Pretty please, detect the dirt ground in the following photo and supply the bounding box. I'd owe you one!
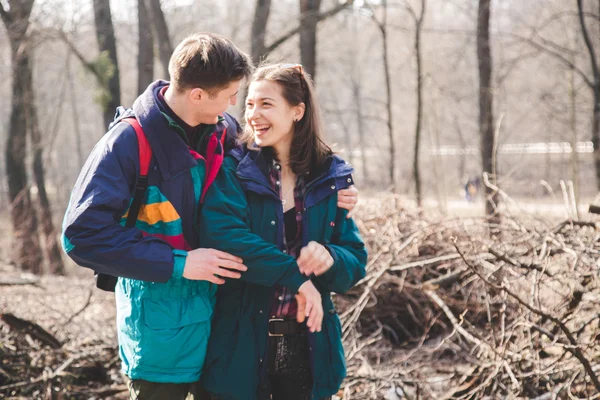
[0,263,124,399]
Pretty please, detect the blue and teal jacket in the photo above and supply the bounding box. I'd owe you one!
[198,147,368,399]
[61,80,239,383]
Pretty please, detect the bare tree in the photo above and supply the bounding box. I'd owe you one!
[92,0,121,129]
[138,0,154,94]
[239,0,272,106]
[260,0,353,63]
[350,12,368,182]
[371,0,395,190]
[577,0,600,190]
[147,0,173,79]
[251,0,271,65]
[299,0,321,80]
[477,0,498,216]
[1,0,45,274]
[406,0,427,205]
[568,28,580,207]
[31,97,65,275]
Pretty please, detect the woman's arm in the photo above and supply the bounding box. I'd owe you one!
[199,157,324,331]
[199,158,308,292]
[298,207,367,294]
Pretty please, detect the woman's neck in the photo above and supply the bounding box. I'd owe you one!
[272,141,291,173]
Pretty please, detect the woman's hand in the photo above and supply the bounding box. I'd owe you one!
[297,241,334,277]
[337,185,358,218]
[296,280,323,332]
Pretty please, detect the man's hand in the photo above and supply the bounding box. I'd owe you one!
[182,248,247,284]
[337,185,358,218]
[297,241,334,277]
[296,280,323,332]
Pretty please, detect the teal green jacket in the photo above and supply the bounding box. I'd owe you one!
[198,147,367,399]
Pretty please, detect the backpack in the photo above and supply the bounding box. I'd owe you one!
[95,117,152,292]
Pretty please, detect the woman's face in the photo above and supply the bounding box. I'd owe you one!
[245,80,304,151]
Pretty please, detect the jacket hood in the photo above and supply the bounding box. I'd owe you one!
[112,80,235,181]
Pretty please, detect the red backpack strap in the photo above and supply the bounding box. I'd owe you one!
[122,117,152,228]
[123,117,152,176]
[94,117,152,292]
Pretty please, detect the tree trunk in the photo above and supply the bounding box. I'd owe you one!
[351,14,368,183]
[412,0,426,206]
[352,82,368,183]
[138,0,154,94]
[251,0,271,65]
[376,0,395,191]
[30,99,65,275]
[568,29,580,208]
[576,0,600,191]
[454,116,466,183]
[66,54,84,167]
[241,0,272,107]
[92,0,121,129]
[147,0,172,79]
[1,1,44,274]
[299,0,321,81]
[477,0,498,216]
[264,1,351,60]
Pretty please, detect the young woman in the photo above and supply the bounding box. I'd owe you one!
[198,64,367,400]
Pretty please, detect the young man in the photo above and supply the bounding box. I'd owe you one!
[62,33,358,399]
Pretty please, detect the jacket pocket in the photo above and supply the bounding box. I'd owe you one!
[138,294,213,371]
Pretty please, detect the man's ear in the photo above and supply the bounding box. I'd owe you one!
[294,102,306,121]
[189,88,205,104]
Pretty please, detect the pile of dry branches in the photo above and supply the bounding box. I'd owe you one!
[0,312,125,399]
[337,195,600,399]
[2,195,599,399]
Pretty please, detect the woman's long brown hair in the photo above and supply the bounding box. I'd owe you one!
[239,63,333,176]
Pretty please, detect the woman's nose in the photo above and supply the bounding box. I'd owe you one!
[246,106,259,121]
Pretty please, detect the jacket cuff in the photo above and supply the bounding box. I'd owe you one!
[289,269,310,293]
[317,245,340,283]
[171,249,188,279]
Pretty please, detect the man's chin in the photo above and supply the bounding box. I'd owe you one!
[199,115,220,125]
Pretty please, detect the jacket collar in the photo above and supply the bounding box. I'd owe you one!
[129,80,230,181]
[232,147,354,191]
[233,147,273,189]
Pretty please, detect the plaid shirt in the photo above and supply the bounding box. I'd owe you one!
[269,159,306,319]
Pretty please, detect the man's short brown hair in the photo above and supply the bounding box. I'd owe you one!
[169,32,253,94]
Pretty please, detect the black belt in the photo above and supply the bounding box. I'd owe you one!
[268,318,307,337]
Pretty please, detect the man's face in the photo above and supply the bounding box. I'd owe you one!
[192,80,242,125]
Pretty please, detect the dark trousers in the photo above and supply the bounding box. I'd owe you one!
[266,332,313,400]
[127,378,196,400]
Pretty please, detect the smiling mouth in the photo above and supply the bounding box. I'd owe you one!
[254,126,270,135]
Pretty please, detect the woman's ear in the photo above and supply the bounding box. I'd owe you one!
[294,102,306,122]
